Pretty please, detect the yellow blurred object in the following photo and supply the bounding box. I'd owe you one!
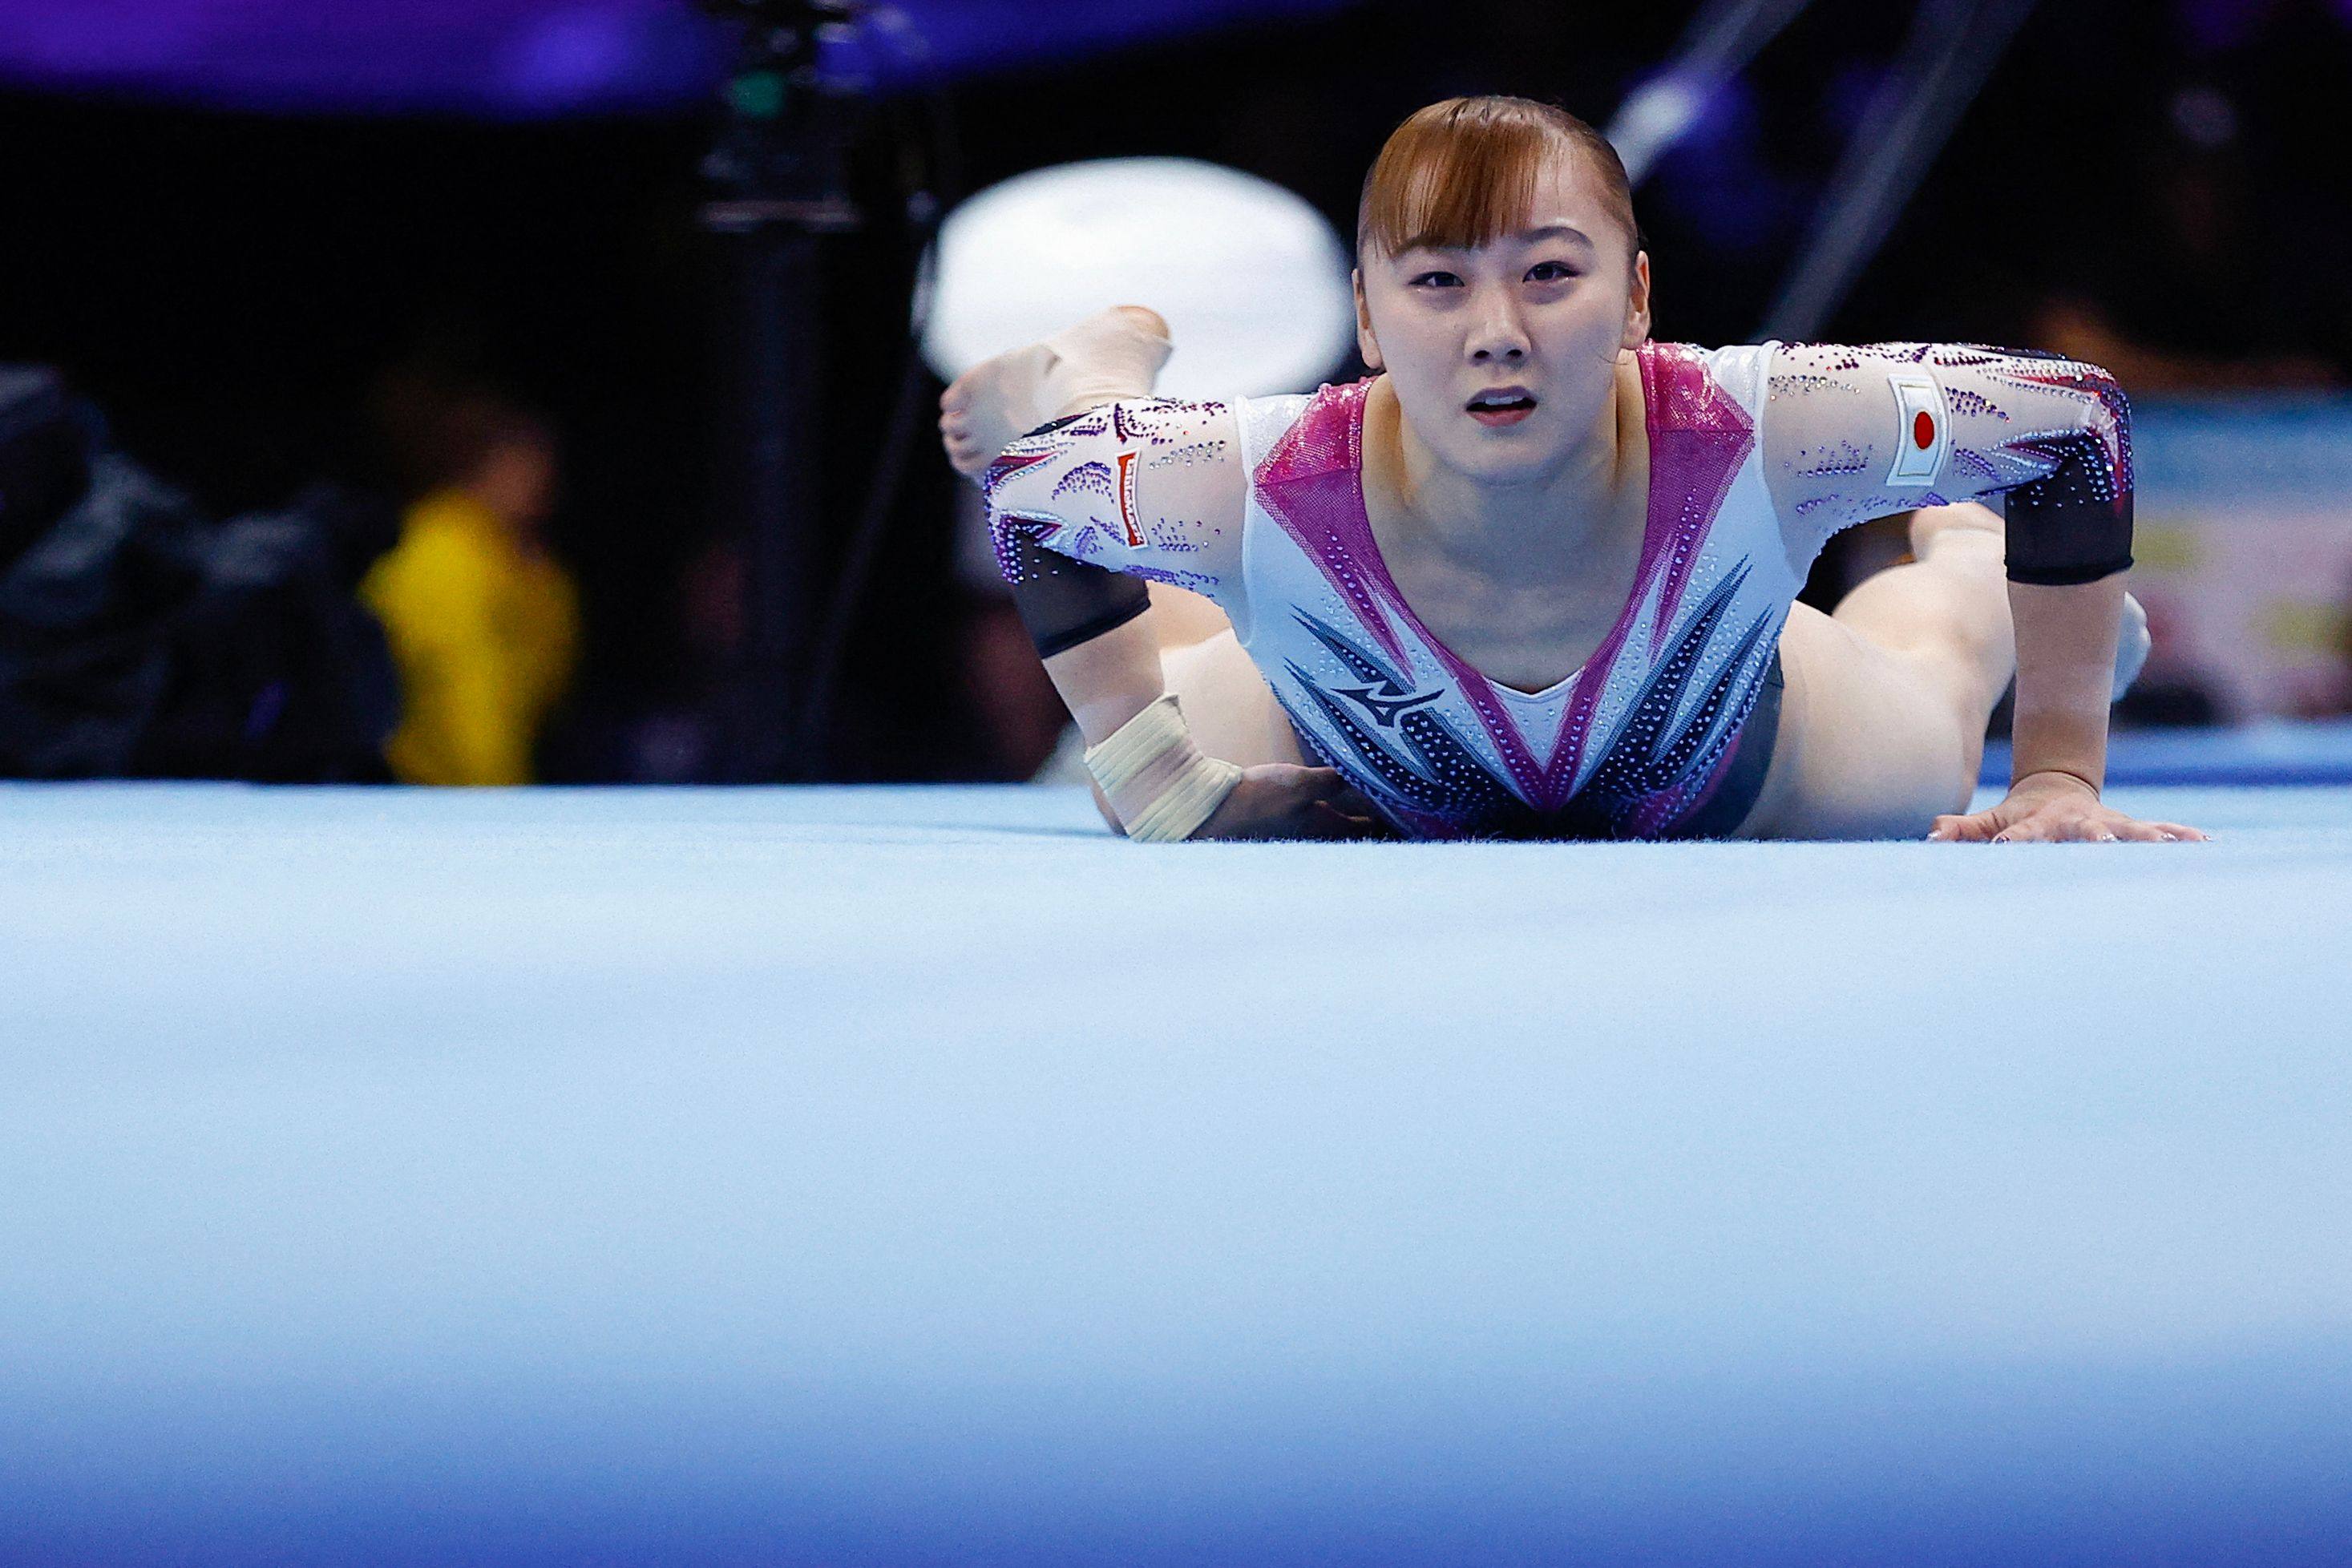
[361,490,580,786]
[2128,519,2204,573]
[2254,598,2344,657]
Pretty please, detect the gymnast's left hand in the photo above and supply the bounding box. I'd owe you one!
[1927,770,2209,843]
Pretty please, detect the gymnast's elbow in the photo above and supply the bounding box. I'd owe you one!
[1991,355,2136,588]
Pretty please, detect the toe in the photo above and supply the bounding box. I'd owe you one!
[1111,304,1172,340]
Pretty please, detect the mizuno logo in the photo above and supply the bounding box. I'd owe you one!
[1336,685,1441,728]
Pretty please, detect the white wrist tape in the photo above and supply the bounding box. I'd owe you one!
[1083,694,1242,843]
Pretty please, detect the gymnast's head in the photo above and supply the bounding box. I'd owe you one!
[1353,96,1652,482]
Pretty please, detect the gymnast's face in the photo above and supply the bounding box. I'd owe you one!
[1354,150,1651,485]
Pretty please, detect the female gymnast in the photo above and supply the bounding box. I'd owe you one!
[938,95,2208,845]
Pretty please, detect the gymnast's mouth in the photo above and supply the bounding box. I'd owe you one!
[1466,387,1537,426]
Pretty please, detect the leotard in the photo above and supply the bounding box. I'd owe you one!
[984,340,2133,840]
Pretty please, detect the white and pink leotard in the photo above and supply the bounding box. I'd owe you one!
[984,340,2134,840]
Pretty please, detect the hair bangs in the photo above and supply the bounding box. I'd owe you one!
[1357,96,1636,262]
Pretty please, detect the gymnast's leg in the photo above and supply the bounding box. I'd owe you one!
[1737,502,2135,839]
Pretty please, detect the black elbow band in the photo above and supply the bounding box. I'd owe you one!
[985,410,1152,657]
[1030,588,1151,657]
[1004,531,1151,657]
[2002,429,2135,586]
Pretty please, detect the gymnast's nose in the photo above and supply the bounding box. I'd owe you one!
[1466,286,1530,363]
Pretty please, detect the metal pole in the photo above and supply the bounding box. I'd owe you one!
[1606,0,1819,188]
[731,229,821,782]
[701,4,861,782]
[1757,0,2043,342]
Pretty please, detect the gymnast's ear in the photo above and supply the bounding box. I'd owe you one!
[1622,249,1653,351]
[1353,269,1384,373]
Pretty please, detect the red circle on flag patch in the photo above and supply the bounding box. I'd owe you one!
[1914,410,1937,449]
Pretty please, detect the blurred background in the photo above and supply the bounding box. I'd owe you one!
[2,0,2347,787]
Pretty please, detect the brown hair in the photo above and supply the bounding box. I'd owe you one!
[1357,96,1639,262]
[375,374,552,499]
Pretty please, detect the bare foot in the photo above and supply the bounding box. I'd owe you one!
[938,305,1172,480]
[2110,587,2149,701]
[940,340,1055,479]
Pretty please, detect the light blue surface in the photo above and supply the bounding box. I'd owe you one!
[1986,719,2352,786]
[2,782,2350,1565]
[2133,397,2352,500]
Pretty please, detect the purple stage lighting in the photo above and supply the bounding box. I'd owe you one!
[0,0,1356,119]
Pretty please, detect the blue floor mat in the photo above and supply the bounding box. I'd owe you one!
[2,779,2347,1565]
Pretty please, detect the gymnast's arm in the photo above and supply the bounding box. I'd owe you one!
[1762,342,2196,842]
[980,395,1364,839]
[981,396,1244,733]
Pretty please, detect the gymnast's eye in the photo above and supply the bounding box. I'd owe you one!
[1526,261,1580,283]
[1408,270,1464,289]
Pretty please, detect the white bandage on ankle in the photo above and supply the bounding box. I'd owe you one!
[1083,694,1242,843]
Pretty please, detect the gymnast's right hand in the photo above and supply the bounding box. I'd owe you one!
[1194,765,1380,841]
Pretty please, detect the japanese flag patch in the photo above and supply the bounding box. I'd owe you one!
[1884,373,1950,489]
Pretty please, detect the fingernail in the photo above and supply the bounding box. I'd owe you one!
[1992,833,2012,843]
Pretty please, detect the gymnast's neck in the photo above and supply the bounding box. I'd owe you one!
[1361,354,1647,583]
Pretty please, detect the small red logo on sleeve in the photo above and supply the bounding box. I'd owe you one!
[1914,410,1937,450]
[1114,450,1142,548]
